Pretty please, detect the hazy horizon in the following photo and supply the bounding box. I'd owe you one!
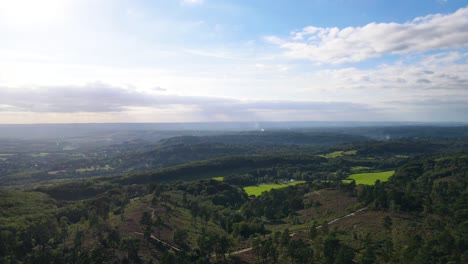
[1,0,467,123]
[1,120,468,126]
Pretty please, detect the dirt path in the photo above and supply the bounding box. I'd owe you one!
[326,207,368,225]
[230,207,368,256]
[134,232,181,252]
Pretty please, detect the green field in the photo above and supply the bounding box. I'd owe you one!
[31,153,49,157]
[212,176,224,181]
[0,154,13,161]
[62,146,76,150]
[343,170,394,185]
[76,164,112,173]
[395,155,409,158]
[350,166,371,173]
[244,180,306,197]
[320,150,357,158]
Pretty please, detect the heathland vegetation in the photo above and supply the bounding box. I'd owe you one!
[0,125,467,263]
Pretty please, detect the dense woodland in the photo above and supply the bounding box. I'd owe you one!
[0,126,467,263]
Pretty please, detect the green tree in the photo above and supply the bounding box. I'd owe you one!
[288,239,312,264]
[140,211,152,226]
[154,216,164,238]
[324,235,340,264]
[161,249,177,264]
[334,244,354,264]
[309,221,318,240]
[382,216,392,231]
[281,229,291,247]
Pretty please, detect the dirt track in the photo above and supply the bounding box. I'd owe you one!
[230,207,368,255]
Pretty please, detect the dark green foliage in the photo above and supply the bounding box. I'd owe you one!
[357,153,468,263]
[118,154,326,185]
[241,185,306,220]
[232,219,266,238]
[159,131,370,147]
[2,129,468,263]
[334,244,354,264]
[288,239,313,264]
[177,179,248,208]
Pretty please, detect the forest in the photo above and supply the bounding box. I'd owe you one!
[0,125,467,263]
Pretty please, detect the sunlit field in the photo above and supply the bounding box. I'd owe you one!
[343,170,395,185]
[244,181,306,196]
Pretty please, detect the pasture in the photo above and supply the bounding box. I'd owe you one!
[244,180,306,197]
[343,170,394,185]
[320,150,357,158]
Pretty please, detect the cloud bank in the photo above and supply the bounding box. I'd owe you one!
[0,83,380,121]
[266,7,468,64]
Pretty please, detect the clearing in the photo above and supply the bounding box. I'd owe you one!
[76,164,113,173]
[350,166,371,173]
[319,150,357,158]
[343,170,394,185]
[244,180,306,197]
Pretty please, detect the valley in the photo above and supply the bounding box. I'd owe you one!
[0,124,467,263]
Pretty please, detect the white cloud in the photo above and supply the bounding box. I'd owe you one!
[266,7,468,64]
[0,82,382,122]
[1,51,467,123]
[313,52,468,94]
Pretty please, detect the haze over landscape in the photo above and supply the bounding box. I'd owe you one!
[1,0,467,123]
[1,2,468,263]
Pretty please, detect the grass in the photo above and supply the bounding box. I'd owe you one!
[0,154,13,156]
[109,192,226,251]
[5,170,41,179]
[343,170,395,185]
[350,166,371,173]
[0,190,57,228]
[62,146,76,150]
[70,153,86,157]
[212,176,224,181]
[395,155,409,158]
[320,150,357,159]
[300,189,360,222]
[76,164,112,173]
[244,180,306,197]
[31,152,49,157]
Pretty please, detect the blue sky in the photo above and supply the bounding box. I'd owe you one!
[0,0,467,123]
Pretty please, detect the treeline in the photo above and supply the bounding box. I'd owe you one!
[36,146,408,200]
[358,153,468,263]
[117,154,326,185]
[35,153,328,200]
[355,139,444,156]
[0,186,145,264]
[158,131,371,147]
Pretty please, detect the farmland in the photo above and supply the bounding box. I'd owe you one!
[0,126,467,263]
[243,180,306,196]
[319,150,357,158]
[343,170,395,185]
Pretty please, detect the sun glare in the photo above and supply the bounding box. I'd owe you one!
[0,0,69,26]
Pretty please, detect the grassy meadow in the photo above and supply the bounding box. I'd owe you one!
[343,170,394,185]
[320,150,357,158]
[244,180,306,197]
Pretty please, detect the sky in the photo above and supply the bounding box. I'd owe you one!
[0,0,467,124]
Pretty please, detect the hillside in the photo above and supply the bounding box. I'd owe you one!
[0,129,467,263]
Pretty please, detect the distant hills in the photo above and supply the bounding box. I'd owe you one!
[1,121,467,139]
